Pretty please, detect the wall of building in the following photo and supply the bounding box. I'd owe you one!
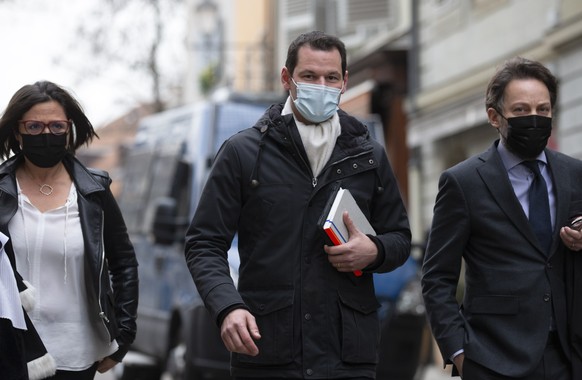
[408,0,582,236]
[555,43,582,159]
[231,0,278,93]
[180,0,582,243]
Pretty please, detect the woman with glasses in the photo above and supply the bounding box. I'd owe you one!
[0,81,138,380]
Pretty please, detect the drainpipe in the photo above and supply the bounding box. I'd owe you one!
[408,0,420,114]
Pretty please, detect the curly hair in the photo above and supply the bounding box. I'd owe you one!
[485,57,558,113]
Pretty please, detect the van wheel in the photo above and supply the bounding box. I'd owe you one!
[162,343,187,379]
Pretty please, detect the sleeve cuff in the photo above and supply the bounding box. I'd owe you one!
[217,304,249,327]
[108,344,130,362]
[363,234,385,272]
[450,348,464,361]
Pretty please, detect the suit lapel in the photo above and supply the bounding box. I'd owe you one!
[476,143,542,251]
[546,150,571,256]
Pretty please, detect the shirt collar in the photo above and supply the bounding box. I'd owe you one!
[496,140,548,171]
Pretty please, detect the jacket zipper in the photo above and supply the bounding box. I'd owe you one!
[287,126,318,187]
[97,211,112,341]
[284,123,374,188]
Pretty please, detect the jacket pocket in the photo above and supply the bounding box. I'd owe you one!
[233,289,294,366]
[338,291,381,364]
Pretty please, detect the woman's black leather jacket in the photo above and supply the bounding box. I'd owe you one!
[0,153,138,362]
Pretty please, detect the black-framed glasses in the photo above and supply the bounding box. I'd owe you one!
[18,120,71,136]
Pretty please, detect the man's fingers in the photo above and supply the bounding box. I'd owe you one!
[96,357,118,373]
[342,211,358,237]
[240,314,261,355]
[220,309,261,356]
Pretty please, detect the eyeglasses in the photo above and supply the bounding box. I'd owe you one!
[18,120,71,136]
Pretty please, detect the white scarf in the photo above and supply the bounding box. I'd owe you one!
[0,232,26,330]
[282,97,341,177]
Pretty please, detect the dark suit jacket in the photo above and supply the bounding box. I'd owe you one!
[421,141,582,377]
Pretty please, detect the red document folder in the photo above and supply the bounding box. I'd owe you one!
[321,187,376,276]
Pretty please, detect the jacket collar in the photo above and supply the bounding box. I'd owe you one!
[62,154,107,197]
[0,155,22,198]
[256,103,372,147]
[477,141,530,232]
[477,140,567,257]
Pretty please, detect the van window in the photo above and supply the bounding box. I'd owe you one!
[119,147,184,235]
[118,148,156,234]
[213,102,267,153]
[189,101,268,214]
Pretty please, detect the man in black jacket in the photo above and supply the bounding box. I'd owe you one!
[184,31,411,379]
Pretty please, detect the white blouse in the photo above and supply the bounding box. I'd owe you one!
[10,182,117,371]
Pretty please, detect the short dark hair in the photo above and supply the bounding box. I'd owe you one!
[0,80,98,159]
[285,31,347,78]
[485,57,558,113]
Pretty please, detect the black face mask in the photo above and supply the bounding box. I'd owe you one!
[21,134,68,168]
[500,114,552,159]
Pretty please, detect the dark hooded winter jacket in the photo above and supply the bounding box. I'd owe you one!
[185,104,411,379]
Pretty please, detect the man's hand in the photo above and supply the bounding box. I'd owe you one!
[324,211,378,273]
[220,309,261,356]
[97,357,118,373]
[560,224,582,251]
[453,352,465,378]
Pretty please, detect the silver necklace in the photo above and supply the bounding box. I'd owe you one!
[23,167,57,196]
[38,184,54,196]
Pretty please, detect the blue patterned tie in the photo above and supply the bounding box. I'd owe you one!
[523,160,552,254]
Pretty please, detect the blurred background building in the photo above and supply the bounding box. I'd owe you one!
[407,0,582,241]
[177,0,582,248]
[78,0,582,256]
[68,0,581,264]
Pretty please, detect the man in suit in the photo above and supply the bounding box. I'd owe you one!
[421,56,582,379]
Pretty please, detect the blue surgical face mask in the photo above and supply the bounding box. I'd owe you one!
[290,78,342,124]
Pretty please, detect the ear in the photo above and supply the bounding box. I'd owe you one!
[13,127,22,146]
[487,107,501,130]
[281,67,292,91]
[341,70,349,94]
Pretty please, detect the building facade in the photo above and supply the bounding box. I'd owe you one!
[181,0,582,244]
[184,0,279,100]
[408,0,582,240]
